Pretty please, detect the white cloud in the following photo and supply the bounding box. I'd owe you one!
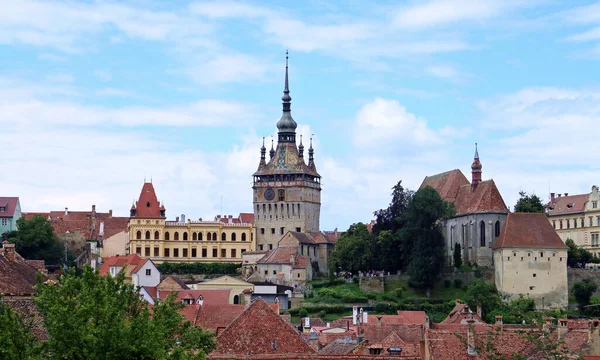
[426,64,460,79]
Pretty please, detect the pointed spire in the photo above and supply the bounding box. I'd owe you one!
[276,50,297,141]
[260,137,266,159]
[308,136,317,171]
[474,142,479,160]
[282,50,291,106]
[298,134,304,158]
[270,138,275,160]
[471,142,482,190]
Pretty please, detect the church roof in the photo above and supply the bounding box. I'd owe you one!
[420,169,469,202]
[493,213,567,249]
[131,182,165,218]
[453,180,509,215]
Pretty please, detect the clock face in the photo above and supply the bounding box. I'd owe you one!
[264,188,275,201]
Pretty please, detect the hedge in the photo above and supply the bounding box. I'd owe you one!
[157,262,241,275]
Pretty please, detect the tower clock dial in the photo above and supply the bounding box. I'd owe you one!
[264,188,275,201]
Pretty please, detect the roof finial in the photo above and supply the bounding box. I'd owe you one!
[282,50,291,107]
[270,137,275,159]
[474,142,479,160]
[299,134,304,158]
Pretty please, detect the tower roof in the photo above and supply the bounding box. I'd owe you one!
[276,50,297,134]
[131,182,165,218]
[471,143,482,170]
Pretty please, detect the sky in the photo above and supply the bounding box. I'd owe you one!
[1,0,600,231]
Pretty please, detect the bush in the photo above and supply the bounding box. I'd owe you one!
[394,288,403,298]
[381,293,396,302]
[352,276,359,284]
[444,279,451,288]
[318,288,339,298]
[287,305,345,316]
[366,292,377,300]
[157,262,240,275]
[374,302,397,314]
[474,269,482,278]
[329,278,346,286]
[298,308,308,318]
[341,293,368,303]
[454,279,463,288]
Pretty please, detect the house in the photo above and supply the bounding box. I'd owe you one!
[0,197,22,235]
[191,275,254,305]
[440,300,485,325]
[0,242,46,298]
[251,282,293,310]
[98,254,159,288]
[420,145,509,266]
[493,213,568,309]
[547,185,600,256]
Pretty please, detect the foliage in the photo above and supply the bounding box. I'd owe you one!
[394,288,403,298]
[158,262,240,275]
[34,266,215,359]
[565,239,593,268]
[454,278,463,289]
[0,299,42,360]
[287,305,345,316]
[298,308,308,318]
[514,191,545,213]
[7,215,64,266]
[573,279,598,313]
[453,242,462,269]
[330,223,374,274]
[372,180,413,236]
[366,292,377,300]
[465,279,501,321]
[488,295,536,324]
[402,186,454,296]
[444,279,451,288]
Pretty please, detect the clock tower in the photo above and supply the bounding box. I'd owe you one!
[252,53,322,250]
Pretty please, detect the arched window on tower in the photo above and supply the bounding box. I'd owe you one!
[183,232,188,241]
[198,232,203,241]
[278,189,285,201]
[174,232,179,241]
[231,233,236,241]
[207,232,212,241]
[221,232,226,241]
[242,233,246,242]
[136,231,142,240]
[145,231,150,240]
[480,221,486,247]
[495,221,501,237]
[154,231,160,240]
[192,232,197,241]
[165,232,170,241]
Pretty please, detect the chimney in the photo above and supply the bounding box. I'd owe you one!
[176,216,180,222]
[495,315,503,331]
[2,242,15,261]
[564,193,569,197]
[550,193,555,202]
[304,317,310,329]
[274,296,280,314]
[377,315,382,327]
[65,207,68,216]
[352,306,358,325]
[362,310,368,324]
[558,319,568,338]
[476,300,482,319]
[243,288,252,304]
[109,209,112,217]
[327,322,331,328]
[92,205,96,218]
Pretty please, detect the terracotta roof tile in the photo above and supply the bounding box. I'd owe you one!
[453,180,509,215]
[0,244,46,296]
[547,193,589,216]
[420,169,469,202]
[0,197,19,218]
[253,142,320,178]
[258,246,298,265]
[440,301,485,324]
[132,182,164,218]
[2,299,47,340]
[493,213,568,249]
[98,254,148,276]
[293,256,309,269]
[195,304,246,333]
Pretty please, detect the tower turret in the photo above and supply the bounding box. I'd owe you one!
[471,143,482,189]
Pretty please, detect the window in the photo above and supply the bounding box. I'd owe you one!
[221,249,226,258]
[183,232,188,241]
[193,232,197,241]
[221,232,226,241]
[530,286,535,290]
[597,217,600,226]
[495,221,501,237]
[540,252,544,257]
[241,249,246,255]
[567,220,570,229]
[145,247,150,256]
[533,273,537,277]
[574,219,578,228]
[297,273,301,278]
[164,248,170,257]
[174,232,179,241]
[212,232,217,241]
[479,221,486,247]
[154,231,160,240]
[1,218,6,226]
[242,233,247,241]
[521,257,523,261]
[280,227,285,235]
[259,245,264,251]
[261,228,265,235]
[269,244,273,250]
[198,232,203,241]
[154,247,159,256]
[183,249,188,257]
[146,269,151,276]
[273,270,277,275]
[552,220,556,229]
[136,247,141,255]
[582,218,585,228]
[0,207,5,212]
[165,232,170,241]
[271,228,275,235]
[507,257,510,261]
[207,232,212,241]
[145,231,150,240]
[296,227,301,232]
[202,248,207,257]
[231,249,237,258]
[591,217,594,227]
[264,270,268,275]
[278,189,285,201]
[560,220,563,229]
[301,245,304,255]
[136,231,142,240]
[594,201,598,209]
[212,248,218,257]
[173,248,179,257]
[231,233,236,241]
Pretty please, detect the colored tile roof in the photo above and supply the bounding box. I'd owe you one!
[195,304,246,333]
[2,299,47,340]
[318,337,359,355]
[258,246,298,265]
[0,197,19,218]
[366,311,426,326]
[493,213,568,249]
[293,256,309,269]
[440,301,485,325]
[131,182,164,218]
[420,169,469,202]
[239,213,255,224]
[0,244,46,296]
[453,180,509,215]
[213,298,315,356]
[254,142,320,177]
[98,254,151,276]
[547,193,589,216]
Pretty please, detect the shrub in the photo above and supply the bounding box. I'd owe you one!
[329,278,346,286]
[298,308,308,318]
[287,305,345,316]
[352,276,359,284]
[374,302,397,314]
[444,279,451,288]
[318,288,339,298]
[317,310,327,318]
[381,293,396,302]
[341,293,368,303]
[157,262,240,275]
[454,279,463,288]
[394,288,403,298]
[474,269,482,278]
[366,292,377,300]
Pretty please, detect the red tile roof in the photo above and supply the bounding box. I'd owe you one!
[0,197,20,218]
[158,289,230,305]
[213,298,315,356]
[293,256,309,269]
[132,182,164,218]
[547,193,589,216]
[365,311,426,326]
[2,299,47,340]
[239,213,255,224]
[440,301,485,324]
[0,244,46,296]
[420,169,469,202]
[453,180,509,215]
[194,304,246,333]
[493,213,568,249]
[98,254,151,276]
[258,246,298,265]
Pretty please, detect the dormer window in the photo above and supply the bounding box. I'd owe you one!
[146,201,150,207]
[0,207,5,212]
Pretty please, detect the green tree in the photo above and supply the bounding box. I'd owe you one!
[0,299,42,360]
[513,191,545,213]
[372,180,413,235]
[8,215,63,266]
[401,186,454,296]
[34,266,215,360]
[573,279,598,313]
[330,223,373,274]
[377,230,402,272]
[565,238,593,267]
[465,279,501,321]
[453,243,462,269]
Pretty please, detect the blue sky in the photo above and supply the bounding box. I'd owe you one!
[1,0,600,230]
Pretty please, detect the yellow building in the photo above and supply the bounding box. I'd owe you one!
[128,182,256,263]
[191,275,254,304]
[547,186,600,256]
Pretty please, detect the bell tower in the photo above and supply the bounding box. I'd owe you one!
[252,52,322,251]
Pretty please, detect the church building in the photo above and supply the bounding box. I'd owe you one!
[420,145,509,266]
[252,53,322,251]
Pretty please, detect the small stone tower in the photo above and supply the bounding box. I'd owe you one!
[471,143,482,190]
[252,52,322,250]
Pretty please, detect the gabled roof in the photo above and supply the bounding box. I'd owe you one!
[493,213,567,250]
[440,301,485,325]
[194,304,246,333]
[293,256,309,269]
[365,311,426,325]
[420,170,469,202]
[0,197,19,218]
[453,180,509,215]
[0,244,46,296]
[257,246,298,265]
[547,193,589,216]
[131,182,164,218]
[213,298,315,355]
[98,254,152,276]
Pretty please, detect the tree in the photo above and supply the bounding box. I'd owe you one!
[0,300,42,360]
[34,266,215,359]
[513,191,545,213]
[330,223,374,274]
[8,215,63,266]
[401,186,454,296]
[372,180,413,236]
[465,279,501,321]
[565,238,593,268]
[573,279,598,313]
[453,243,463,269]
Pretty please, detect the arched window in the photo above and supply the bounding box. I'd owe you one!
[192,232,197,241]
[231,233,236,241]
[207,232,212,241]
[165,232,170,241]
[233,295,240,304]
[242,233,247,242]
[198,232,203,241]
[174,232,179,241]
[154,231,160,240]
[136,231,142,240]
[183,232,188,241]
[221,232,226,241]
[494,221,501,237]
[212,232,217,241]
[278,189,285,201]
[480,221,486,247]
[145,231,150,240]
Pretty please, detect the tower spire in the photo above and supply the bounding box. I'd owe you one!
[270,138,275,160]
[298,134,304,158]
[276,50,297,142]
[308,136,317,171]
[260,137,266,160]
[471,142,482,190]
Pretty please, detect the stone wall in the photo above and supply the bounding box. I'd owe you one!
[440,268,495,286]
[568,268,600,297]
[359,277,384,293]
